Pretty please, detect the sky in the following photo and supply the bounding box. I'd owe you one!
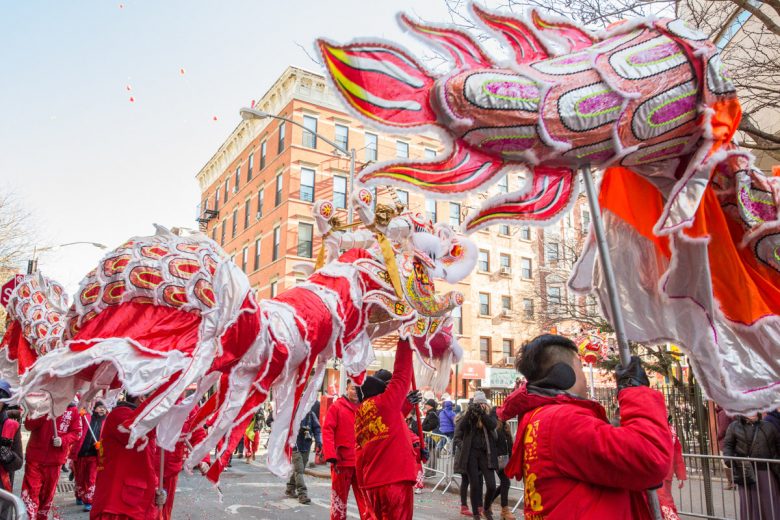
[0,0,454,294]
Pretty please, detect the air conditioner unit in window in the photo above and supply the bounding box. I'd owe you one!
[256,212,262,220]
[233,187,238,194]
[500,309,511,318]
[500,266,511,275]
[507,356,516,367]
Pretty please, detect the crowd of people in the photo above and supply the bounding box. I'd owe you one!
[0,333,778,519]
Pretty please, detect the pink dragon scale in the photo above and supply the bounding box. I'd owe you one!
[317,4,780,414]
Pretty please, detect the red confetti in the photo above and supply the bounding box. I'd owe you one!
[129,96,135,103]
[250,99,256,108]
[119,3,124,8]
[212,116,218,121]
[179,68,186,76]
[125,84,132,91]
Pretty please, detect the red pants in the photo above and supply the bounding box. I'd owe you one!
[75,456,98,504]
[21,462,61,520]
[330,465,372,520]
[364,482,414,520]
[160,472,179,520]
[243,434,259,458]
[657,479,681,520]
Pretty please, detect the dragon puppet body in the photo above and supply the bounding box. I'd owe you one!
[13,189,475,481]
[317,4,780,413]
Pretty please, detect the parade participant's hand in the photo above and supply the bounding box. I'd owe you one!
[615,356,649,391]
[315,442,323,454]
[155,489,167,507]
[678,480,685,489]
[406,390,422,406]
[198,462,209,475]
[0,446,14,464]
[420,447,429,464]
[52,437,63,448]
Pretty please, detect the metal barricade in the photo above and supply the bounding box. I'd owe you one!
[675,453,780,520]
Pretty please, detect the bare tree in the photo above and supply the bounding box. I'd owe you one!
[441,0,780,155]
[0,192,35,334]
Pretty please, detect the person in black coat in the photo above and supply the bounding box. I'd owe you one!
[0,381,22,492]
[454,392,498,520]
[485,407,516,520]
[422,399,439,433]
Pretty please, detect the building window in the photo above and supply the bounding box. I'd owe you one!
[449,203,461,227]
[498,175,509,193]
[480,337,492,364]
[502,339,513,359]
[396,189,408,207]
[256,188,264,218]
[260,141,267,170]
[272,226,281,261]
[424,148,437,158]
[230,209,238,238]
[520,226,531,240]
[247,153,254,182]
[499,224,510,236]
[545,240,559,262]
[365,133,378,161]
[521,258,532,279]
[213,189,220,212]
[241,247,248,272]
[547,286,562,307]
[302,115,318,148]
[300,168,315,202]
[224,178,229,202]
[232,168,239,194]
[334,176,347,209]
[452,306,462,334]
[220,220,226,245]
[211,226,216,242]
[582,209,591,229]
[523,298,534,320]
[270,280,278,298]
[254,238,261,270]
[478,250,489,272]
[297,223,314,258]
[244,199,251,229]
[501,295,512,311]
[335,124,348,151]
[396,140,409,158]
[277,121,286,153]
[425,199,437,223]
[275,174,283,206]
[479,292,490,315]
[500,253,511,271]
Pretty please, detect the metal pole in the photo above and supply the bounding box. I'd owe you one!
[339,148,356,395]
[579,164,663,520]
[589,363,596,399]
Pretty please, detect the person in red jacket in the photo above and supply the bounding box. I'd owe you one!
[160,405,209,520]
[22,402,82,520]
[497,334,672,520]
[322,379,372,520]
[355,338,417,520]
[91,394,160,520]
[74,401,108,512]
[657,418,687,520]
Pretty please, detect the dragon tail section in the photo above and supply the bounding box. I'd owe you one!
[530,9,596,52]
[398,13,494,68]
[464,166,576,232]
[471,3,550,63]
[316,39,438,130]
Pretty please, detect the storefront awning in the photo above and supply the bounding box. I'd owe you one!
[460,360,486,380]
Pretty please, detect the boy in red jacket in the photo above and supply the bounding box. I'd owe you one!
[497,334,672,520]
[22,402,82,520]
[322,379,372,520]
[355,338,416,520]
[91,394,160,520]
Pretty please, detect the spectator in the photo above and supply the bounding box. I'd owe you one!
[497,334,672,520]
[453,400,471,517]
[0,381,22,493]
[454,391,498,520]
[716,404,736,489]
[322,380,371,520]
[22,401,82,520]
[485,407,515,520]
[285,406,322,504]
[657,416,686,520]
[74,401,108,512]
[765,408,780,434]
[723,414,780,520]
[439,400,456,448]
[422,400,439,433]
[243,409,264,462]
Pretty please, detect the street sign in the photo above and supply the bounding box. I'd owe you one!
[1,274,24,307]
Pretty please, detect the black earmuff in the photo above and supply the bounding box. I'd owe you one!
[532,362,576,391]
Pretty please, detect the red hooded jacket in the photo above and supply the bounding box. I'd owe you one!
[25,405,82,466]
[355,339,416,489]
[322,396,360,467]
[497,385,671,520]
[91,402,159,520]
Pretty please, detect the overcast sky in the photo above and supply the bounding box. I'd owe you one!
[0,0,458,294]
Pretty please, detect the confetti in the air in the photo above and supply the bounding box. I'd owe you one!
[212,116,218,121]
[250,99,256,108]
[125,84,132,91]
[119,3,124,8]
[179,68,186,76]
[129,96,135,103]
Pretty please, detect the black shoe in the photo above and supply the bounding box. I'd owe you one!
[298,495,311,505]
[68,470,74,482]
[285,489,296,498]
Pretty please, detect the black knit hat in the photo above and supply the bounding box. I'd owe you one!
[374,369,392,382]
[357,376,387,402]
[425,399,438,410]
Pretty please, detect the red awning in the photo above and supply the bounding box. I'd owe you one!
[460,360,486,380]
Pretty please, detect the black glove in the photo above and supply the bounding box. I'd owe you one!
[419,447,429,464]
[615,356,649,391]
[406,390,422,406]
[0,446,13,465]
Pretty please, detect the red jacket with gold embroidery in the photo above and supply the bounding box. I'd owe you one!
[24,405,82,466]
[355,339,416,489]
[322,396,360,467]
[497,385,671,520]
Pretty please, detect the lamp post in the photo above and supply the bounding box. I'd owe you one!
[28,242,108,274]
[240,107,357,394]
[240,108,357,224]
